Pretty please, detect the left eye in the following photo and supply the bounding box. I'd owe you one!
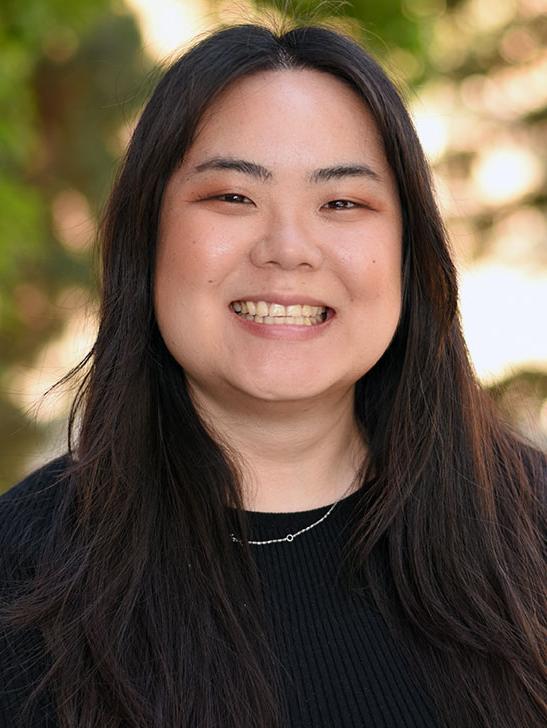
[324,199,360,210]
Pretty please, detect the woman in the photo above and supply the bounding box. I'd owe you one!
[1,18,545,728]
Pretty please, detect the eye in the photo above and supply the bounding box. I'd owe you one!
[211,193,253,204]
[324,199,361,210]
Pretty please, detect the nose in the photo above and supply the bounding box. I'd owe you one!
[249,211,324,270]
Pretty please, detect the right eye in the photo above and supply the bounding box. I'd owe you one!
[211,193,253,204]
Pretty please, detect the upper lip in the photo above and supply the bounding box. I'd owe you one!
[230,293,333,309]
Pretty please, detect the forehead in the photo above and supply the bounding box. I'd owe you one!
[183,68,388,173]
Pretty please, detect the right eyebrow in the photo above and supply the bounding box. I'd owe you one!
[189,156,383,184]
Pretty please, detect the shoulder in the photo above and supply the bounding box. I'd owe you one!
[0,453,74,559]
[0,458,69,724]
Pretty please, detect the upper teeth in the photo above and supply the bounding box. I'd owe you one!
[231,301,326,317]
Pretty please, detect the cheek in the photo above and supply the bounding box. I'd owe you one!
[155,215,240,294]
[339,236,402,307]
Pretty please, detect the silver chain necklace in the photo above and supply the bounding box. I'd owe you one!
[230,479,358,546]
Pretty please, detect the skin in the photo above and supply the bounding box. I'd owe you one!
[154,68,403,512]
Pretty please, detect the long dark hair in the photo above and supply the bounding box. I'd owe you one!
[3,18,545,728]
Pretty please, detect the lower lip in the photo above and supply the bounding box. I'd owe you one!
[229,307,335,340]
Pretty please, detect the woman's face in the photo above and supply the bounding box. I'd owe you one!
[154,69,402,408]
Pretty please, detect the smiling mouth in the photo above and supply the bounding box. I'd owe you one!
[230,300,331,326]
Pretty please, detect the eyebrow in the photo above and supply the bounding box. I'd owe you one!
[189,156,382,184]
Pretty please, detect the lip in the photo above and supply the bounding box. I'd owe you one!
[229,292,333,309]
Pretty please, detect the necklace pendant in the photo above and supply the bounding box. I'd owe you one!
[228,479,357,546]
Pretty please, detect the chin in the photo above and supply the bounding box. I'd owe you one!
[237,377,343,403]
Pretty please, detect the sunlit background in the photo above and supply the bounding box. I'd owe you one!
[1,0,546,490]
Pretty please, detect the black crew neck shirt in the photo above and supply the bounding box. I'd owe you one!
[0,456,441,727]
[229,489,440,728]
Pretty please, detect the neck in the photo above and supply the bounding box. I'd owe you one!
[188,381,368,512]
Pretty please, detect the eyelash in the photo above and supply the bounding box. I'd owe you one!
[208,193,365,210]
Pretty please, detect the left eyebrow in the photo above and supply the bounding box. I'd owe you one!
[189,156,383,184]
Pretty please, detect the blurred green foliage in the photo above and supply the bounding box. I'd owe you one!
[0,0,152,484]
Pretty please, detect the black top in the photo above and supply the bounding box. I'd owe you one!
[0,455,441,727]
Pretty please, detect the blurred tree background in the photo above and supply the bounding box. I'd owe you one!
[1,0,546,491]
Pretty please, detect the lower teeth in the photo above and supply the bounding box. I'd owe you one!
[238,312,324,325]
